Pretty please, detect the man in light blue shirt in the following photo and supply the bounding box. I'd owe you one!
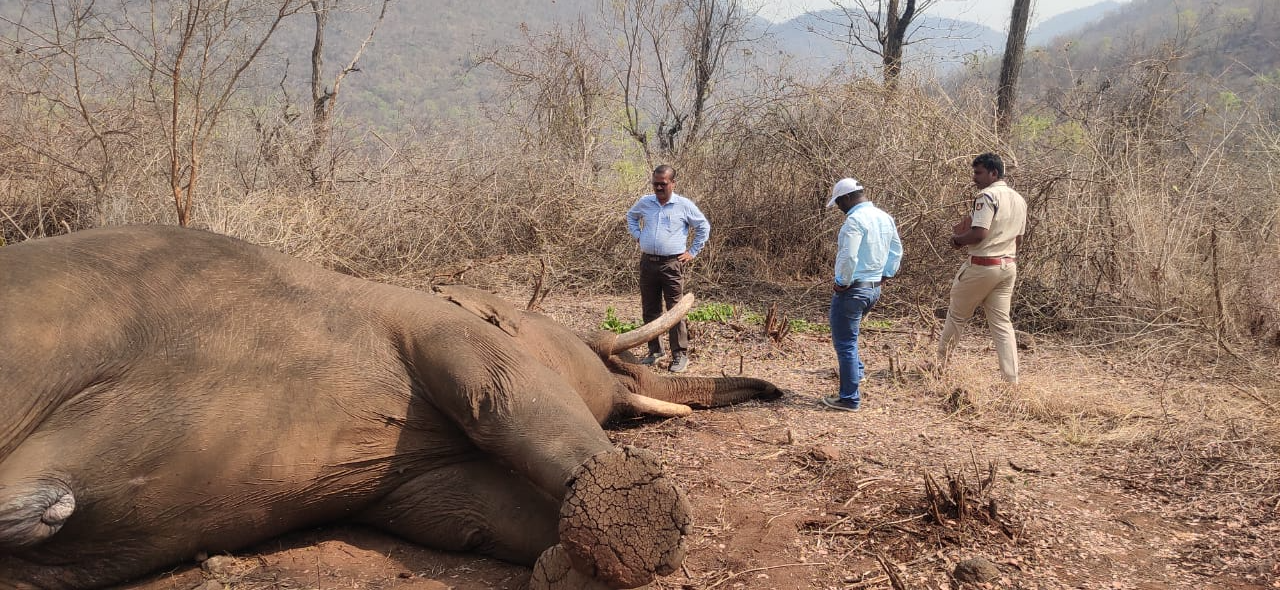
[823,177,903,411]
[626,165,711,373]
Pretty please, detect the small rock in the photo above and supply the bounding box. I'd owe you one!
[1015,330,1036,352]
[953,556,1001,583]
[200,555,237,576]
[195,581,223,590]
[808,444,841,462]
[1250,558,1276,576]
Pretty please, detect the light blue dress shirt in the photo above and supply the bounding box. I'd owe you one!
[626,194,711,257]
[835,201,903,286]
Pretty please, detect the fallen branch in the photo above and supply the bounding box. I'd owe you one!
[704,562,827,589]
[1228,382,1277,410]
[1008,459,1041,473]
[875,553,907,590]
[0,208,32,241]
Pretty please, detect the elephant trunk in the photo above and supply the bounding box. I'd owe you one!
[646,375,783,408]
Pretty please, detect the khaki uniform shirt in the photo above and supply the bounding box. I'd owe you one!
[967,180,1027,258]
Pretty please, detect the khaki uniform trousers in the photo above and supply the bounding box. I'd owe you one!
[937,260,1018,383]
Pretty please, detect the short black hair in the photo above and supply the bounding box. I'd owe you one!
[653,164,676,180]
[972,152,1005,178]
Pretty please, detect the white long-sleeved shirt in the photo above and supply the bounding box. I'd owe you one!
[834,201,903,286]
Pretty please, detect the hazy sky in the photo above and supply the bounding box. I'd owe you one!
[748,0,1132,30]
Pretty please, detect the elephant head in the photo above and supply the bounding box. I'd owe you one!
[432,285,785,423]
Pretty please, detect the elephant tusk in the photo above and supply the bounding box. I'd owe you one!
[609,293,696,355]
[618,392,693,418]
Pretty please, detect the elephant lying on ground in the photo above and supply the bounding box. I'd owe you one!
[0,225,783,589]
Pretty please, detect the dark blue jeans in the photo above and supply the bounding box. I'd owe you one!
[830,286,881,405]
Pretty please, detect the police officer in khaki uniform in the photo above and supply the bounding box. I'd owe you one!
[938,152,1028,383]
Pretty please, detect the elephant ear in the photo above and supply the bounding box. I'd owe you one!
[432,285,523,337]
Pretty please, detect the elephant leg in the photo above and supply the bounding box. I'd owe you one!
[409,342,616,495]
[359,448,689,590]
[355,459,560,565]
[530,544,641,590]
[555,446,690,589]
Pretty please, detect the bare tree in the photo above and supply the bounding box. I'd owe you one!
[612,0,661,161]
[476,19,612,177]
[819,0,943,88]
[671,0,748,149]
[0,1,136,201]
[996,0,1032,138]
[607,0,750,158]
[101,0,306,226]
[305,0,391,185]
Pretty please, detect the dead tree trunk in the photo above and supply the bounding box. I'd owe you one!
[881,0,916,88]
[305,0,390,185]
[996,0,1032,139]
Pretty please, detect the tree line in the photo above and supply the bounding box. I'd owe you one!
[1,0,1277,350]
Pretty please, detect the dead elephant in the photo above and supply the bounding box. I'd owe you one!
[0,225,783,589]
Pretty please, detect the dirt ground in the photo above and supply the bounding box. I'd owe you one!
[119,292,1280,590]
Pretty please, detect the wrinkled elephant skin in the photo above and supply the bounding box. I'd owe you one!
[0,226,782,589]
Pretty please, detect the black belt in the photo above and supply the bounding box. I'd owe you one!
[834,280,881,291]
[643,253,680,262]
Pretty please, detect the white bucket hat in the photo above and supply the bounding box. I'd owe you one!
[826,177,864,208]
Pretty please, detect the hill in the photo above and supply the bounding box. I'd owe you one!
[301,1,1161,128]
[14,0,1259,132]
[264,0,597,130]
[1036,0,1280,88]
[760,10,1005,76]
[1027,1,1124,46]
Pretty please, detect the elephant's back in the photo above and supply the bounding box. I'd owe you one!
[1,223,432,421]
[1,225,400,403]
[1,224,438,471]
[1,226,456,555]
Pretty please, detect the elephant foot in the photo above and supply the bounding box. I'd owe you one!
[557,446,690,589]
[529,544,642,590]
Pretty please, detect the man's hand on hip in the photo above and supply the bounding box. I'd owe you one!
[677,252,694,263]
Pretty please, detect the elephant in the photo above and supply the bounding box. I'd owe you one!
[0,225,784,590]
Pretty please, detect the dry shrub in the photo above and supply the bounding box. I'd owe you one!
[678,75,989,308]
[2,13,1279,357]
[1002,43,1280,349]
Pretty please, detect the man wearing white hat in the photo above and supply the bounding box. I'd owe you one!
[823,177,903,412]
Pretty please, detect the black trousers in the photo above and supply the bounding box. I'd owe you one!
[638,255,688,355]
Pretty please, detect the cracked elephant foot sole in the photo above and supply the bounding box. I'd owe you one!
[528,544,649,590]
[557,445,690,589]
